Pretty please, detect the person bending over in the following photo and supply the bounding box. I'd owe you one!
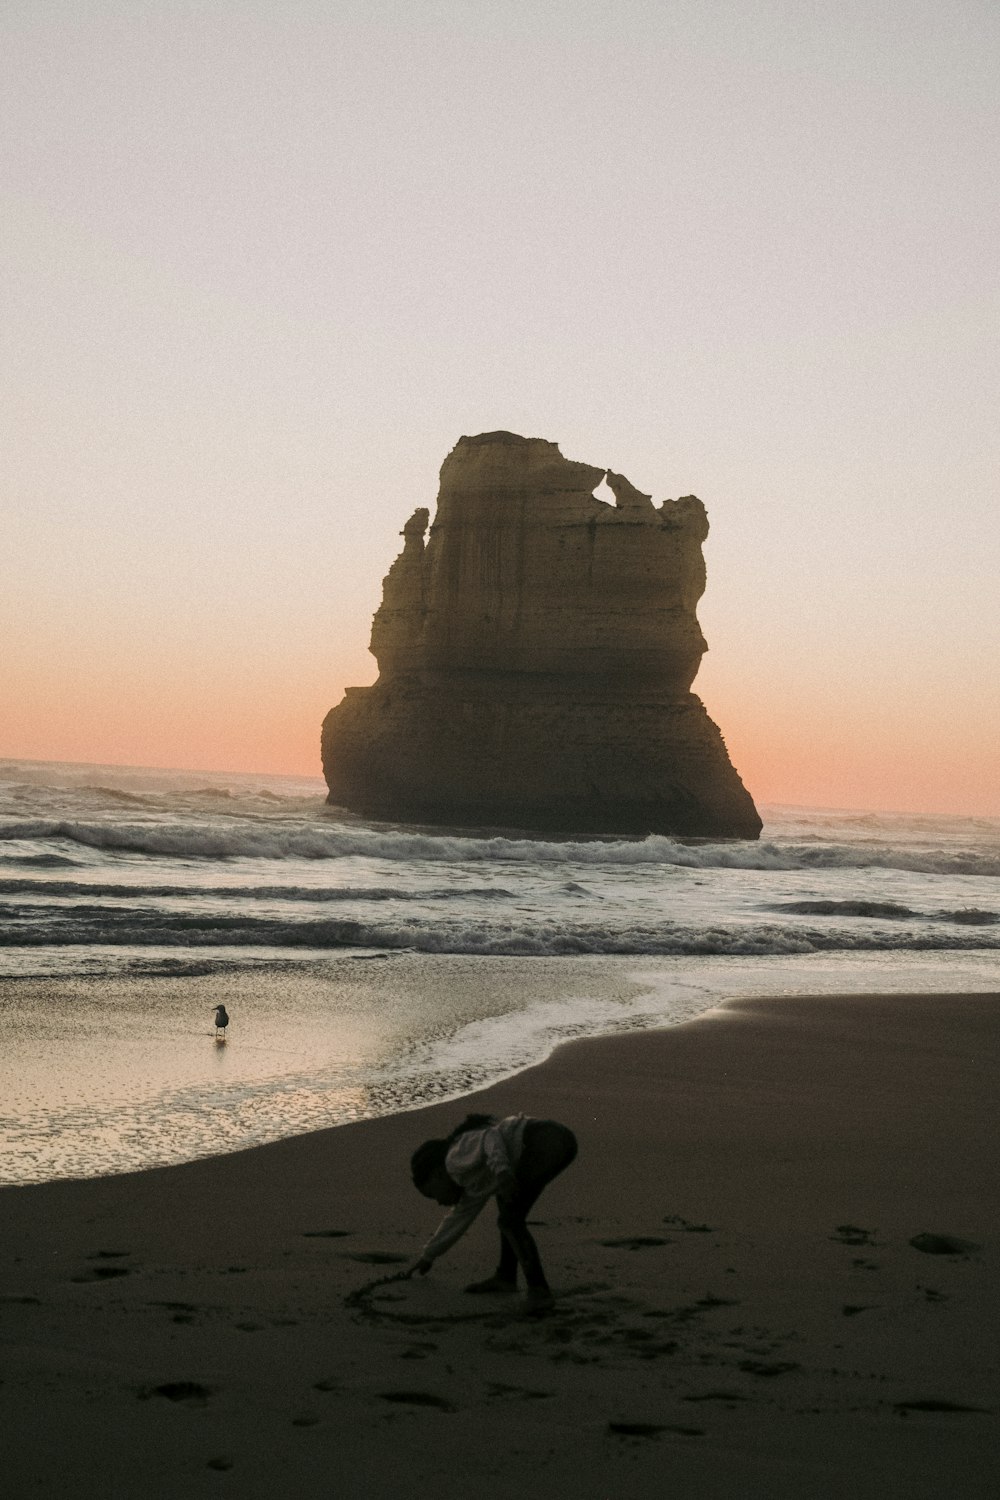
[406,1112,578,1311]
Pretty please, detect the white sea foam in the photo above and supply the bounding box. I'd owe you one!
[3,815,999,877]
[4,907,1000,958]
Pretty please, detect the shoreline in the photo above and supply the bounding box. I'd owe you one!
[4,990,999,1497]
[6,950,1000,1189]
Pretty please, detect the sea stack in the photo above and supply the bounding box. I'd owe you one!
[322,432,761,838]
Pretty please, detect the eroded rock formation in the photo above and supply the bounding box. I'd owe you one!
[322,432,761,837]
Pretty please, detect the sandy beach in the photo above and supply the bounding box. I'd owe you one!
[3,990,998,1499]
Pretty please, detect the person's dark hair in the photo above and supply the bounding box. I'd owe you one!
[410,1138,449,1188]
[411,1115,496,1188]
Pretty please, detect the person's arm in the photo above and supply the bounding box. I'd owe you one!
[416,1190,492,1267]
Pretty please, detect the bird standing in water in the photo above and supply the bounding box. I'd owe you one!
[213,1004,230,1039]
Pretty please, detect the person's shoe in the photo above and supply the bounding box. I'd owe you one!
[523,1286,555,1316]
[464,1275,517,1295]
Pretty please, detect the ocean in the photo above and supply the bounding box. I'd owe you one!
[2,757,997,1185]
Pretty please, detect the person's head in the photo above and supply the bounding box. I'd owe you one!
[410,1139,462,1205]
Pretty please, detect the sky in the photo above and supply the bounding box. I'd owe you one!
[2,0,998,815]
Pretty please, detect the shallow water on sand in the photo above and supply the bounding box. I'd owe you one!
[3,949,997,1185]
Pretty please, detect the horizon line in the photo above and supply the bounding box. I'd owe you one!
[1,753,996,824]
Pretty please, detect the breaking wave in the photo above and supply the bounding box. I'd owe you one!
[773,900,917,919]
[771,900,999,926]
[3,817,1000,878]
[0,852,81,869]
[0,878,511,903]
[3,908,999,956]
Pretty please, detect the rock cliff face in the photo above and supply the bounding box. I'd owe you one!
[322,432,761,838]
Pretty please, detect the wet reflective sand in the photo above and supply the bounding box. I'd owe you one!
[4,949,998,1185]
[0,954,660,1182]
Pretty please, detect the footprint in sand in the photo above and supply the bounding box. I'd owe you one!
[378,1391,456,1412]
[831,1225,878,1246]
[599,1237,672,1250]
[738,1359,800,1378]
[206,1457,233,1471]
[153,1300,198,1313]
[72,1266,130,1282]
[342,1251,410,1265]
[141,1381,212,1404]
[682,1392,748,1406]
[895,1398,992,1415]
[667,1297,738,1325]
[400,1342,439,1360]
[302,1229,354,1239]
[909,1233,980,1257]
[486,1382,553,1401]
[607,1421,666,1438]
[608,1421,705,1439]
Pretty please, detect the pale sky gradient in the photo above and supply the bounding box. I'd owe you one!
[3,1,998,814]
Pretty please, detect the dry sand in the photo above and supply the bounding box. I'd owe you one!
[3,991,998,1498]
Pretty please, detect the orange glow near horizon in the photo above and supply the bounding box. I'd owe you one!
[4,650,998,818]
[3,551,997,815]
[704,690,1000,819]
[0,648,376,782]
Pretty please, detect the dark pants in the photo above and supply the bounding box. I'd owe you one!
[495,1120,578,1289]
